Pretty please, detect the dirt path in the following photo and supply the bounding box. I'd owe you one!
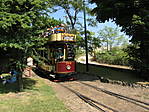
[44,73,149,112]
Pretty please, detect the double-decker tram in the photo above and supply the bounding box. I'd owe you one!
[39,32,76,81]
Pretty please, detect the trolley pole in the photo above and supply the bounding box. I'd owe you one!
[83,0,89,72]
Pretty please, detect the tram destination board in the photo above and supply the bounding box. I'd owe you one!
[49,33,76,42]
[63,36,74,41]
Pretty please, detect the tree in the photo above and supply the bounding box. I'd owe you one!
[87,31,101,59]
[51,0,83,30]
[98,26,128,51]
[51,0,95,31]
[78,30,101,59]
[0,0,61,90]
[91,0,149,78]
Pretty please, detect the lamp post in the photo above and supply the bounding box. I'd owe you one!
[83,0,89,72]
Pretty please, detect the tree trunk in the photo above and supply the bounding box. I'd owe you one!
[17,72,23,91]
[107,41,109,51]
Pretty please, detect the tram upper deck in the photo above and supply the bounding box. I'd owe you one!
[48,33,76,42]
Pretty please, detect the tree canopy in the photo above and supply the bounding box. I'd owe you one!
[51,0,95,31]
[0,0,61,67]
[75,30,101,60]
[98,26,128,51]
[91,0,149,77]
[91,0,149,39]
[51,0,84,30]
[0,0,63,90]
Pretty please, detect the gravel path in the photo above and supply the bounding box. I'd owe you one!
[44,73,149,112]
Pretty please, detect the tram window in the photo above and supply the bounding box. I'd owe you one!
[55,48,64,61]
[66,45,75,60]
[67,53,75,60]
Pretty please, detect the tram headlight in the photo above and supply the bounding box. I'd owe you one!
[66,65,71,70]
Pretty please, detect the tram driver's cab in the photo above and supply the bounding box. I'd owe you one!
[52,44,75,62]
[55,48,64,61]
[46,43,75,77]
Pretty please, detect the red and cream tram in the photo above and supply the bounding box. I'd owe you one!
[39,32,76,80]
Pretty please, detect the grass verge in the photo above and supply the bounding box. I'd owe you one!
[0,77,70,112]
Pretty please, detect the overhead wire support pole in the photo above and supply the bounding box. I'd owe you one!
[83,0,89,72]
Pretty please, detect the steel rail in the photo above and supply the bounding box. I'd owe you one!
[60,84,120,112]
[79,81,149,110]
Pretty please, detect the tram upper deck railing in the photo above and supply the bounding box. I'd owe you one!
[48,33,76,42]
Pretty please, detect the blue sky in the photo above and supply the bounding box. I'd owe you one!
[49,10,128,36]
[49,9,118,31]
[48,2,119,33]
[48,4,130,41]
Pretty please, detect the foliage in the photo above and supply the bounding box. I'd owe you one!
[75,48,85,60]
[0,0,61,70]
[0,0,62,90]
[51,0,97,32]
[98,26,128,51]
[87,31,101,58]
[96,26,129,65]
[91,0,149,78]
[124,44,142,70]
[51,0,84,30]
[96,47,129,66]
[124,44,149,77]
[78,30,101,58]
[90,0,149,39]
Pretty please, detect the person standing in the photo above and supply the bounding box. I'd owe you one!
[26,56,34,77]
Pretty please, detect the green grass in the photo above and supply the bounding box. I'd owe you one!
[0,81,19,93]
[0,77,70,112]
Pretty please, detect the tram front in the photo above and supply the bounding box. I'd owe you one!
[48,33,76,79]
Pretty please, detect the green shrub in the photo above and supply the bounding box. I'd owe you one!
[96,48,129,66]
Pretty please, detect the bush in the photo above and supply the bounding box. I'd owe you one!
[96,48,129,66]
[75,48,85,59]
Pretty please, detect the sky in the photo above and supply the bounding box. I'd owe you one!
[49,10,129,36]
[49,9,118,31]
[48,3,130,41]
[48,2,118,30]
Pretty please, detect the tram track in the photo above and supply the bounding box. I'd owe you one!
[58,80,149,112]
[40,68,149,112]
[78,81,149,110]
[60,83,120,112]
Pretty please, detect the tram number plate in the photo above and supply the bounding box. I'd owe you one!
[66,62,72,65]
[63,36,74,41]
